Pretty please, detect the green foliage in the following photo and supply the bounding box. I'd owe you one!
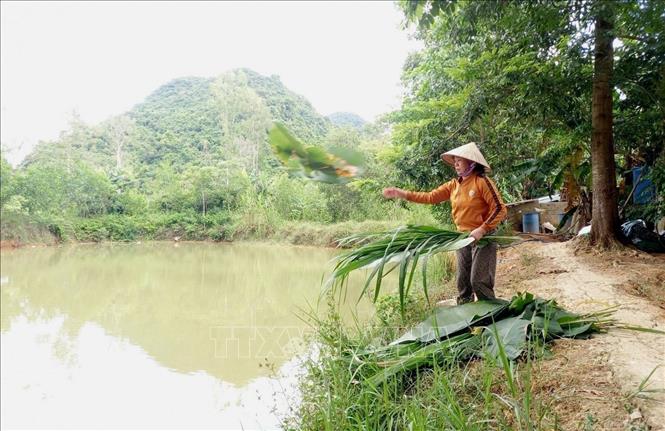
[232,182,282,238]
[113,189,148,216]
[142,159,250,214]
[6,2,662,245]
[71,211,235,242]
[354,292,633,387]
[271,220,406,248]
[288,297,558,430]
[321,126,363,151]
[375,293,421,327]
[393,0,664,205]
[131,77,223,167]
[288,289,654,430]
[0,211,62,244]
[330,225,518,316]
[394,299,508,344]
[212,71,273,176]
[240,68,329,142]
[23,68,330,186]
[9,159,113,218]
[4,68,446,243]
[22,114,114,171]
[268,174,331,223]
[0,154,15,207]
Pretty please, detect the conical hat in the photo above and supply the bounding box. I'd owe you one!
[441,142,491,171]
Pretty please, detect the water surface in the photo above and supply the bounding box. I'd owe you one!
[1,241,377,429]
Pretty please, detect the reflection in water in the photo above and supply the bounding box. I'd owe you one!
[0,242,382,428]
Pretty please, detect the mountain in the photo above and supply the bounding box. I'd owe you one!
[23,69,331,177]
[240,69,329,141]
[326,112,366,129]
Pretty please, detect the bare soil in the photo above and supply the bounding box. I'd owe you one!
[496,241,665,430]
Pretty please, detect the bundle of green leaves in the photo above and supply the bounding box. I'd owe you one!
[328,225,518,314]
[347,292,659,387]
[268,122,364,184]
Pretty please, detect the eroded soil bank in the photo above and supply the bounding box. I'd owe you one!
[496,241,664,430]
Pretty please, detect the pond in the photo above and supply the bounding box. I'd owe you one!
[0,241,381,429]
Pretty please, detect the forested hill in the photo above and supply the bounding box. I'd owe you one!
[22,69,331,178]
[327,112,366,129]
[240,68,329,140]
[2,67,400,240]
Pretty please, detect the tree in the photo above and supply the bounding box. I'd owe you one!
[212,71,273,176]
[396,0,664,247]
[590,1,619,247]
[11,159,113,217]
[104,115,135,172]
[0,153,15,207]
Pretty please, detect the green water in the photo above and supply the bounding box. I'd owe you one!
[0,241,378,429]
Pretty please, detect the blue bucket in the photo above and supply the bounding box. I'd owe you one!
[522,212,540,233]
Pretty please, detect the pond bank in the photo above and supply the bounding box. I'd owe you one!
[1,213,409,249]
[284,241,664,430]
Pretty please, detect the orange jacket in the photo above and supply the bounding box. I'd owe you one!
[405,173,507,232]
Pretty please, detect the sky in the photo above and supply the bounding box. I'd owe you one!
[1,1,421,166]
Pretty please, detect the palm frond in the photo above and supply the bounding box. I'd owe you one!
[268,122,364,184]
[325,225,519,315]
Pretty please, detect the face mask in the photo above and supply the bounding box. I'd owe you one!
[460,162,476,178]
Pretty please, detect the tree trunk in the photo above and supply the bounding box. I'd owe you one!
[590,1,619,248]
[115,144,123,171]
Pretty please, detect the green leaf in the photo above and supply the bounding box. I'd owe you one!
[391,299,508,345]
[328,225,518,306]
[268,122,364,184]
[509,291,535,313]
[559,322,594,337]
[530,315,565,338]
[268,122,306,163]
[328,146,365,167]
[482,317,531,361]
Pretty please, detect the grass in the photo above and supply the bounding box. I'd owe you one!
[0,211,61,245]
[1,211,417,249]
[624,365,665,401]
[285,293,563,431]
[286,284,662,430]
[271,220,407,248]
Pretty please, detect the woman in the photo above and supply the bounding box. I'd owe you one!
[383,142,507,304]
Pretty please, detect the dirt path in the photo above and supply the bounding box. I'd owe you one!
[497,241,665,429]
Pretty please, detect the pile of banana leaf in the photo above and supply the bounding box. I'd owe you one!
[328,225,518,314]
[346,292,661,387]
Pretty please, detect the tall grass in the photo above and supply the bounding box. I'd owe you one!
[285,295,559,430]
[0,211,66,244]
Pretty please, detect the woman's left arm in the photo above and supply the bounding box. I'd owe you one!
[476,177,508,237]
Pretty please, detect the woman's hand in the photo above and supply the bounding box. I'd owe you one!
[382,187,406,200]
[469,227,487,242]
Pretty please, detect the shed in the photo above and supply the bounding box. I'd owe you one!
[506,194,568,233]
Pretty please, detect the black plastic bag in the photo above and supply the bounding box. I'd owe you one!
[621,220,665,253]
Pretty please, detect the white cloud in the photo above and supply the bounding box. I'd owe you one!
[1,1,421,165]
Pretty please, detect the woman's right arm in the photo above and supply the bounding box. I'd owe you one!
[384,180,454,205]
[382,187,408,200]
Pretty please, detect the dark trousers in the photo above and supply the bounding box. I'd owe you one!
[455,242,497,304]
